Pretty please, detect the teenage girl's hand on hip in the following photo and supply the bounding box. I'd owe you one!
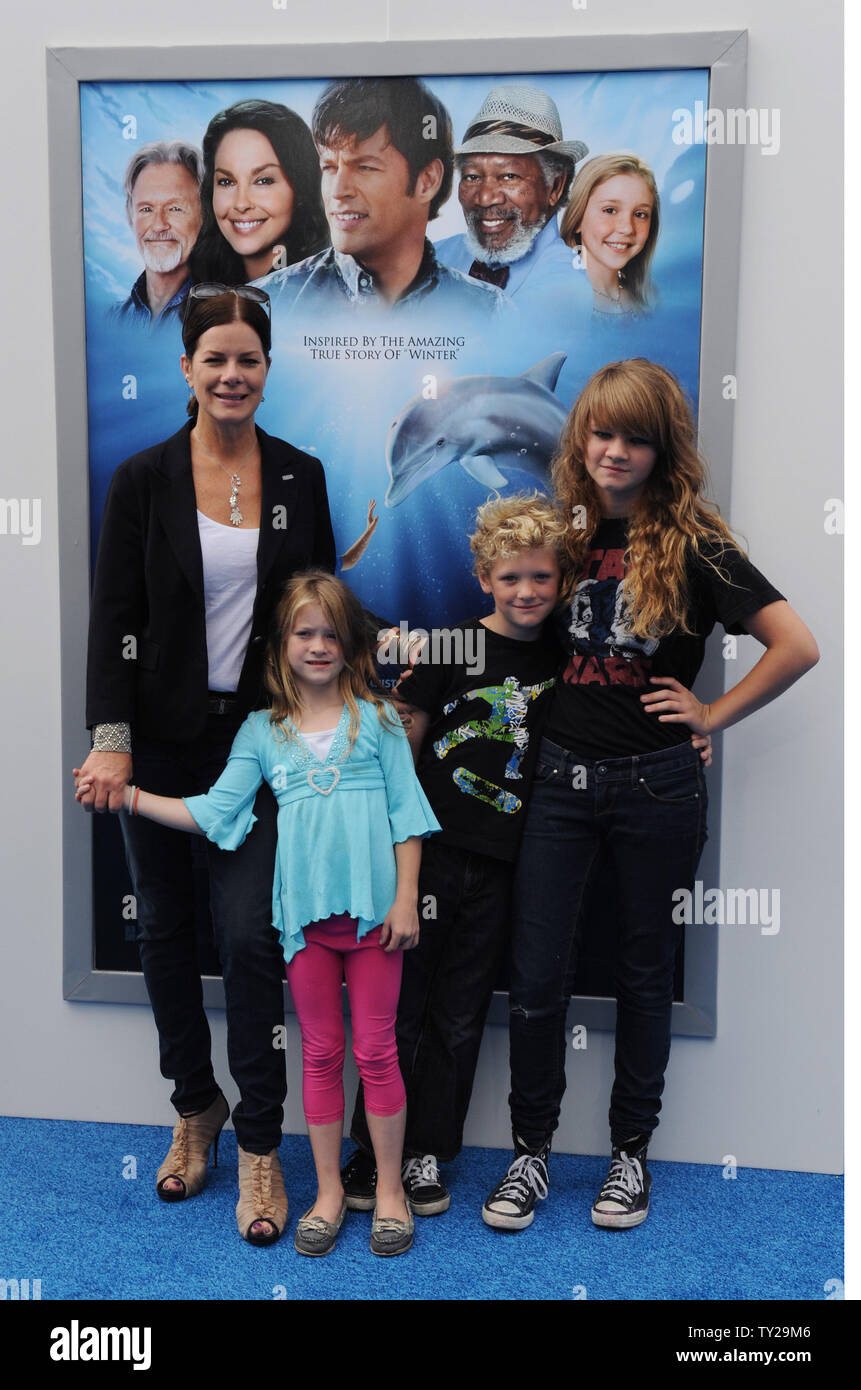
[379,900,420,952]
[640,677,713,736]
[691,733,712,767]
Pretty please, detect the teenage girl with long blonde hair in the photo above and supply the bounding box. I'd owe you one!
[482,358,819,1232]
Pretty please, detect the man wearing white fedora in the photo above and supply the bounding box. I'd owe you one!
[435,85,588,304]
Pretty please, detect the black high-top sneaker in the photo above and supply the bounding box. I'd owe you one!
[341,1147,377,1212]
[401,1155,451,1216]
[591,1135,651,1229]
[482,1135,551,1230]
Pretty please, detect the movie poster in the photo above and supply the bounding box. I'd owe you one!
[80,67,709,970]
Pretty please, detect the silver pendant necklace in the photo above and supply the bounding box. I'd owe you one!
[594,270,624,306]
[193,436,257,526]
[225,470,243,527]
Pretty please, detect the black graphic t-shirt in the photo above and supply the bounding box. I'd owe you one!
[544,517,785,759]
[400,618,560,861]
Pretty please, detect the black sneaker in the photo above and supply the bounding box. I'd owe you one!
[591,1137,651,1229]
[401,1154,451,1216]
[341,1148,377,1212]
[482,1137,550,1230]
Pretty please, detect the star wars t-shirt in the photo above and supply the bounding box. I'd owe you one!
[543,517,785,759]
[400,618,559,861]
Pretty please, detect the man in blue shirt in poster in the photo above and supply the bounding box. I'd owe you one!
[258,78,505,320]
[114,142,203,326]
[435,85,589,308]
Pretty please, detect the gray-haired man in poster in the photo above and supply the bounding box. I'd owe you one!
[115,141,203,326]
[435,85,588,302]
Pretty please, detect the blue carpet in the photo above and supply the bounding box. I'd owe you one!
[0,1118,841,1301]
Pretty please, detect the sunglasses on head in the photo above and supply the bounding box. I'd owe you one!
[184,282,271,320]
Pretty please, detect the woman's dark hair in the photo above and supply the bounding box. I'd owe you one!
[312,78,454,221]
[181,292,271,418]
[191,99,329,283]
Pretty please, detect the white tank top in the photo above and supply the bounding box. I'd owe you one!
[197,511,259,692]
[301,727,338,761]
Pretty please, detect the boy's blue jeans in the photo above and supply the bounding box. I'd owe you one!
[509,736,708,1150]
[350,838,512,1163]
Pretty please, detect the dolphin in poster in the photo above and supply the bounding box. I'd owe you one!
[384,353,569,507]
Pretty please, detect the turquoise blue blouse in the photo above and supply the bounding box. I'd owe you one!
[184,701,440,963]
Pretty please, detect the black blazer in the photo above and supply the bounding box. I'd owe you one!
[86,422,336,741]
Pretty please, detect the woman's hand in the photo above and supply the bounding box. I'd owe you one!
[379,897,420,953]
[73,751,132,812]
[74,773,128,813]
[640,677,713,736]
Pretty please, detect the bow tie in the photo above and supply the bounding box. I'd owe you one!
[468,260,510,290]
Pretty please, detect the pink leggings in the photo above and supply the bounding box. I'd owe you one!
[285,914,406,1126]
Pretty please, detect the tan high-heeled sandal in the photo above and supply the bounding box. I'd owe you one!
[156,1091,230,1203]
[236,1145,288,1246]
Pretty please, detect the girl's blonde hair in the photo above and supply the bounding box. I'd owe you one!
[561,153,660,309]
[551,358,743,639]
[469,491,570,578]
[264,570,399,746]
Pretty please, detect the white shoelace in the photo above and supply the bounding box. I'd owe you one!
[299,1216,335,1234]
[494,1153,549,1204]
[597,1152,644,1204]
[373,1213,411,1233]
[402,1154,440,1189]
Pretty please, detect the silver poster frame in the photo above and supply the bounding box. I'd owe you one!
[49,30,748,1036]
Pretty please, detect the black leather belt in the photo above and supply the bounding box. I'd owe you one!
[207,693,239,716]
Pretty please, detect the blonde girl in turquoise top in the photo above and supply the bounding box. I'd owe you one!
[77,571,439,1258]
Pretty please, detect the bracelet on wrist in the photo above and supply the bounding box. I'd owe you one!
[92,722,132,754]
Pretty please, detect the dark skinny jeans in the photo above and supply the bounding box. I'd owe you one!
[508,736,708,1149]
[351,839,512,1163]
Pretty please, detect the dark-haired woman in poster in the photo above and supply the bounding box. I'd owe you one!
[191,99,329,284]
[75,287,335,1246]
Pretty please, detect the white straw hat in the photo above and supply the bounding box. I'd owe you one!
[456,85,588,163]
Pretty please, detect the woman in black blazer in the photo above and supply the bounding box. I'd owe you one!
[76,286,335,1246]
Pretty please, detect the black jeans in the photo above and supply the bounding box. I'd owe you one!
[120,713,286,1153]
[350,839,512,1163]
[509,737,708,1150]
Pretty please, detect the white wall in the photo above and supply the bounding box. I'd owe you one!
[0,0,842,1173]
